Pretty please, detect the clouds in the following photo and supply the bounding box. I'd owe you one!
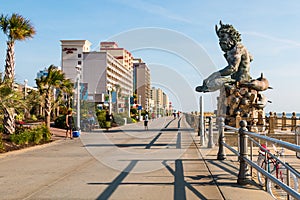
[115,0,192,24]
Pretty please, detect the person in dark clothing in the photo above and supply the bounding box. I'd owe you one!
[105,110,112,130]
[65,110,74,139]
[144,113,149,130]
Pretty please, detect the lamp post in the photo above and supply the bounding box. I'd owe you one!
[24,79,28,99]
[128,95,130,118]
[138,95,142,121]
[75,65,82,131]
[107,84,112,115]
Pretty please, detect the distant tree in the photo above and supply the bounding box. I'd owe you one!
[36,65,73,129]
[25,89,43,118]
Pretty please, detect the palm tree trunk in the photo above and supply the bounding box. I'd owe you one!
[3,107,15,134]
[45,91,52,129]
[4,41,15,87]
[3,41,16,134]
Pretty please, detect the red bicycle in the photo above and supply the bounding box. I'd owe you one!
[256,144,298,199]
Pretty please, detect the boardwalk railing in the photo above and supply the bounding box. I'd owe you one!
[217,118,300,200]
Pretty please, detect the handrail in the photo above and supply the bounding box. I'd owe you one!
[217,119,300,200]
[223,125,238,131]
[244,156,300,199]
[248,137,300,179]
[245,130,300,153]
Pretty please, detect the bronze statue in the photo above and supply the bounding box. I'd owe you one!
[196,21,271,129]
[196,21,252,92]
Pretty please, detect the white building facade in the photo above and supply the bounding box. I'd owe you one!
[61,40,133,112]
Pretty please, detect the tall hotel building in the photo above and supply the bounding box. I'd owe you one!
[150,87,170,116]
[133,58,151,111]
[60,40,133,111]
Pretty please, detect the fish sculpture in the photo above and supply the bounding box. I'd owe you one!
[242,73,272,91]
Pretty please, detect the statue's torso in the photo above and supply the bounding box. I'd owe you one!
[226,43,252,82]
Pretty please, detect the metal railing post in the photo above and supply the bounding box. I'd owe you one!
[199,96,205,145]
[237,120,251,185]
[217,117,226,160]
[207,116,214,148]
[286,163,291,200]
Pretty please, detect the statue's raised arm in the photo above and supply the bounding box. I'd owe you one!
[196,21,252,93]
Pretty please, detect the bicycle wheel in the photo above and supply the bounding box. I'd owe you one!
[257,155,266,186]
[267,167,299,200]
[266,168,283,199]
[288,171,299,200]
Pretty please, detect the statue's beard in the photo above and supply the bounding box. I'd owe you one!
[219,40,235,52]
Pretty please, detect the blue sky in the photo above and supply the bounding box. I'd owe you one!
[0,0,300,112]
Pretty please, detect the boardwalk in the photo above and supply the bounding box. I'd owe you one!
[0,116,274,200]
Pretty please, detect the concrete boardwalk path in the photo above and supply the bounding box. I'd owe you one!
[0,116,273,200]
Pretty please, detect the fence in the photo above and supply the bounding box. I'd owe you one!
[218,118,300,200]
[296,126,300,159]
[184,113,217,147]
[186,111,300,132]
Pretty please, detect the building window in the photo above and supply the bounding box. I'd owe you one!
[78,61,82,65]
[78,54,82,58]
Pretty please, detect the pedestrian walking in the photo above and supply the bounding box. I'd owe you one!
[144,112,149,130]
[65,110,74,139]
[88,112,95,131]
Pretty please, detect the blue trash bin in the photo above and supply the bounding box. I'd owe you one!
[72,131,80,137]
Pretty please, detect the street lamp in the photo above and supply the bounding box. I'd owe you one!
[75,65,82,131]
[24,79,28,99]
[138,95,141,121]
[107,84,112,115]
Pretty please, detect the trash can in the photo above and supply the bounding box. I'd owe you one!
[72,131,80,138]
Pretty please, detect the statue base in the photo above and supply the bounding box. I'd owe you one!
[217,83,266,130]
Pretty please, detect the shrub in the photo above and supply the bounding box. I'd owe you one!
[96,110,106,128]
[10,124,51,145]
[40,125,51,142]
[126,117,133,124]
[112,114,125,126]
[10,130,31,145]
[15,113,24,121]
[54,115,67,129]
[31,115,38,121]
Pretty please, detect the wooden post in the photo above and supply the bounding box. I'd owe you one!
[274,112,278,129]
[281,112,287,131]
[291,112,297,131]
[268,112,275,134]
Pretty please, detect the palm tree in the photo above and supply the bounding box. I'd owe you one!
[36,65,73,129]
[0,13,35,134]
[60,78,74,110]
[0,13,35,87]
[0,83,26,134]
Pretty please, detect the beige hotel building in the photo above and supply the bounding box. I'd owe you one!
[61,40,133,112]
